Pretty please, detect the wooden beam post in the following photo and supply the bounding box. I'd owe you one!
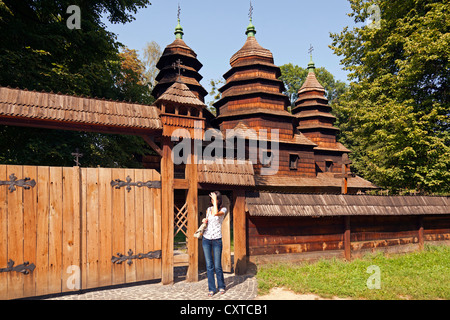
[233,190,247,275]
[418,216,424,251]
[342,162,348,194]
[344,216,351,261]
[141,135,163,157]
[161,136,174,285]
[186,140,198,282]
[222,210,232,273]
[334,154,354,194]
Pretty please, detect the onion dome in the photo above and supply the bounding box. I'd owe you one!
[214,19,293,138]
[152,19,208,102]
[292,56,348,152]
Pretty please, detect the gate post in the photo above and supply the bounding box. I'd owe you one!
[344,216,351,261]
[233,189,247,275]
[161,136,174,284]
[186,141,198,282]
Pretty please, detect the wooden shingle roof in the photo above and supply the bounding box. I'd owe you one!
[298,71,326,94]
[254,172,376,189]
[198,159,255,186]
[154,80,205,107]
[246,192,450,217]
[0,86,162,131]
[230,36,273,66]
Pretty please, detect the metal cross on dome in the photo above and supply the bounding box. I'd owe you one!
[177,3,181,21]
[249,1,254,20]
[308,44,314,56]
[172,58,185,79]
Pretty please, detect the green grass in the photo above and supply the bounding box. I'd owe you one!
[256,244,450,300]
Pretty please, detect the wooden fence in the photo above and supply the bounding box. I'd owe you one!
[0,165,161,299]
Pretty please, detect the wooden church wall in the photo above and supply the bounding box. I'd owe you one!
[247,214,450,263]
[247,216,345,256]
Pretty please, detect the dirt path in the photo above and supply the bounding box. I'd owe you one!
[254,287,352,300]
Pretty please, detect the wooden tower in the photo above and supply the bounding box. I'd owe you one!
[292,56,351,176]
[152,19,208,102]
[213,19,294,140]
[153,77,207,284]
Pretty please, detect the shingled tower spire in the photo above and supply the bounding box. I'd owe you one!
[292,53,344,150]
[213,12,294,141]
[152,7,207,102]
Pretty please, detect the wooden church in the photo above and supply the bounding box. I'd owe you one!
[146,15,449,267]
[0,8,448,298]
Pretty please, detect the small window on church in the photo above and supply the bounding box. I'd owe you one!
[289,154,299,170]
[261,151,272,168]
[191,108,199,117]
[179,106,188,116]
[325,160,333,172]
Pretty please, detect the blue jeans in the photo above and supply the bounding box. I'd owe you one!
[202,237,225,292]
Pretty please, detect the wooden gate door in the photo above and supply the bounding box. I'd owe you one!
[81,167,162,289]
[0,165,81,299]
[0,165,162,299]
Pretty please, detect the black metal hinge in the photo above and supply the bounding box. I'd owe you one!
[112,249,162,265]
[0,173,36,193]
[110,176,161,192]
[0,260,36,275]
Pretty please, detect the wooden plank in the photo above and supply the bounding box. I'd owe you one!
[80,168,88,288]
[222,209,232,273]
[233,190,247,275]
[153,169,162,279]
[351,237,418,251]
[141,135,163,157]
[35,166,49,296]
[186,148,199,282]
[111,168,126,285]
[0,165,8,299]
[173,179,189,189]
[61,166,80,293]
[418,216,424,251]
[344,216,351,260]
[248,216,344,228]
[351,230,419,242]
[249,241,344,255]
[98,168,112,287]
[248,232,343,247]
[143,169,155,280]
[48,166,63,294]
[134,169,145,281]
[85,168,99,289]
[124,169,136,283]
[23,165,37,297]
[161,136,174,284]
[7,165,24,299]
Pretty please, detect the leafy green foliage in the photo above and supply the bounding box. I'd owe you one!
[279,63,348,107]
[330,0,450,194]
[0,0,155,168]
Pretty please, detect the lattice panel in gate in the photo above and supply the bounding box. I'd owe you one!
[174,201,188,237]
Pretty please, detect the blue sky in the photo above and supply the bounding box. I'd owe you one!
[102,0,357,103]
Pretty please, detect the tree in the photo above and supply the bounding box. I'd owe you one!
[206,78,224,115]
[279,63,348,107]
[0,0,155,168]
[330,0,450,194]
[142,41,162,90]
[118,46,154,105]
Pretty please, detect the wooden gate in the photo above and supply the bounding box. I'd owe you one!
[0,165,161,299]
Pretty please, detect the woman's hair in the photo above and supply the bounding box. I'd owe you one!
[210,190,223,209]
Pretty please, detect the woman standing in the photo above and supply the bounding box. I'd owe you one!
[202,191,227,297]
